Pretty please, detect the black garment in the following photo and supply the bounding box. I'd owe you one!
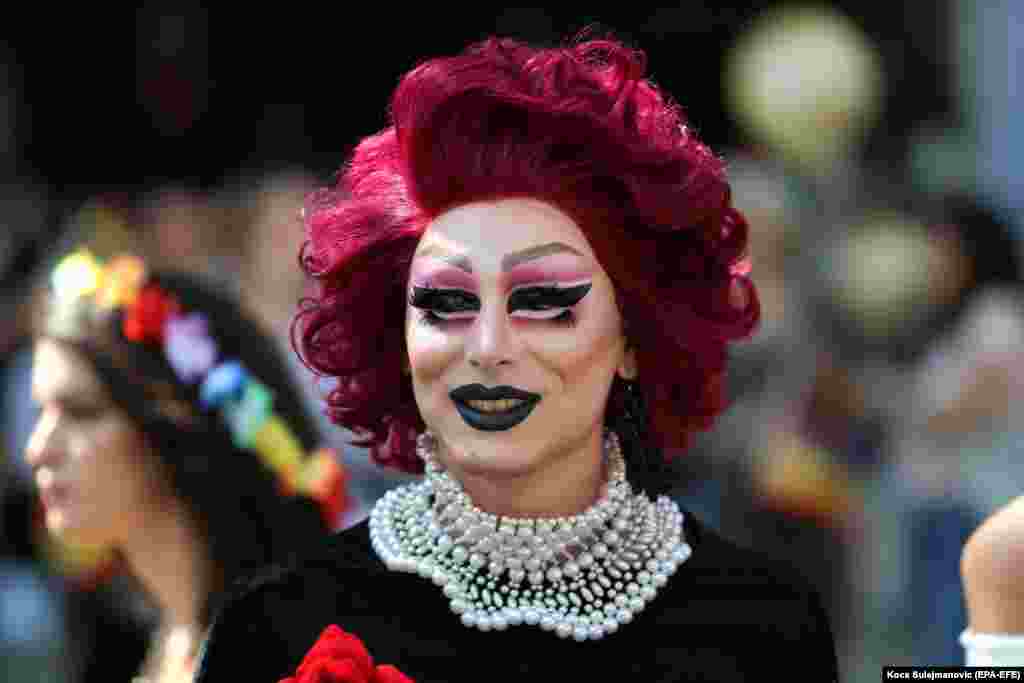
[195,509,838,682]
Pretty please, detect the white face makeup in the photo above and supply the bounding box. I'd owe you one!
[405,198,635,483]
[25,339,164,548]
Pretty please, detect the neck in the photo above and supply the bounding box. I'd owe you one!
[441,428,606,518]
[119,499,211,632]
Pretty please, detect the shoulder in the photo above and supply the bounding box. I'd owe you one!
[962,496,1024,631]
[676,507,836,640]
[194,521,380,682]
[963,495,1024,587]
[682,507,821,595]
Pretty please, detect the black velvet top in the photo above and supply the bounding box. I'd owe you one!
[194,509,839,682]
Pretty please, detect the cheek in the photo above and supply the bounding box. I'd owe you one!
[79,423,151,500]
[406,315,460,381]
[531,299,623,378]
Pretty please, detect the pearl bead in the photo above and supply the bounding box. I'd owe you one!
[372,430,692,642]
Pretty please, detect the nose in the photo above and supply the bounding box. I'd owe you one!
[24,410,64,470]
[465,302,518,371]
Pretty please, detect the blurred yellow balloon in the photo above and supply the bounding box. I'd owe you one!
[725,6,884,173]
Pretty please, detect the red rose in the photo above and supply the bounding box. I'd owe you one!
[123,284,180,343]
[279,625,414,683]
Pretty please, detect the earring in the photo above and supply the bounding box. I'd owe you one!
[616,378,666,497]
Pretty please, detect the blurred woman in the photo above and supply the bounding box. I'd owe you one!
[25,248,347,682]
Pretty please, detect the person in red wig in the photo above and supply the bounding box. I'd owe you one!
[196,34,838,682]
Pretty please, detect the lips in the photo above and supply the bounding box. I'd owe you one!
[40,482,71,509]
[449,384,541,431]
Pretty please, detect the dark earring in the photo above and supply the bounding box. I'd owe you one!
[615,378,666,497]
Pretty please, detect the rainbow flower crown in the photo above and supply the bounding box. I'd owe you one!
[49,249,348,527]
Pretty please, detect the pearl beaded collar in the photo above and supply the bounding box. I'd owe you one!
[369,430,692,641]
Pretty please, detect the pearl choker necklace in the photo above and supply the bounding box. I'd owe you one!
[369,430,692,641]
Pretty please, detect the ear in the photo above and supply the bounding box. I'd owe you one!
[617,345,638,381]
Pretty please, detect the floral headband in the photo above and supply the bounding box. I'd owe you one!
[49,249,348,527]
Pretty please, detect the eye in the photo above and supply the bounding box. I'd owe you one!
[63,401,105,422]
[409,287,479,325]
[507,283,592,322]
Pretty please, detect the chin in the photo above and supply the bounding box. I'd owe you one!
[440,430,547,476]
[46,510,105,547]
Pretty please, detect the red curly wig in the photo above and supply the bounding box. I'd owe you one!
[294,35,759,473]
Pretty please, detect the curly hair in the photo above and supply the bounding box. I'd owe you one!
[296,35,759,474]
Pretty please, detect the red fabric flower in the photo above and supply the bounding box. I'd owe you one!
[279,625,414,683]
[122,284,180,343]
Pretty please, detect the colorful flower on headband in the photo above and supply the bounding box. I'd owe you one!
[123,284,181,343]
[199,361,248,410]
[51,250,103,303]
[302,449,349,527]
[165,313,219,385]
[221,380,274,449]
[254,416,305,482]
[96,254,146,310]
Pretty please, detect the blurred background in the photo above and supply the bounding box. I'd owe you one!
[1,2,1022,681]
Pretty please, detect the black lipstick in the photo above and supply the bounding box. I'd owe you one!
[449,384,541,432]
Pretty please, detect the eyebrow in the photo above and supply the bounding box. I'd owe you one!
[414,242,584,273]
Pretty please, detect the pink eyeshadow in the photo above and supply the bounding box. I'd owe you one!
[408,265,478,291]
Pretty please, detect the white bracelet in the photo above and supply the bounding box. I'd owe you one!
[960,629,1024,666]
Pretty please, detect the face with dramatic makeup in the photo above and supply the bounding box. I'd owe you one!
[405,198,636,516]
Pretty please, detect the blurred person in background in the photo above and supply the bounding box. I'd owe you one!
[24,245,349,682]
[829,192,1024,668]
[960,495,1024,665]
